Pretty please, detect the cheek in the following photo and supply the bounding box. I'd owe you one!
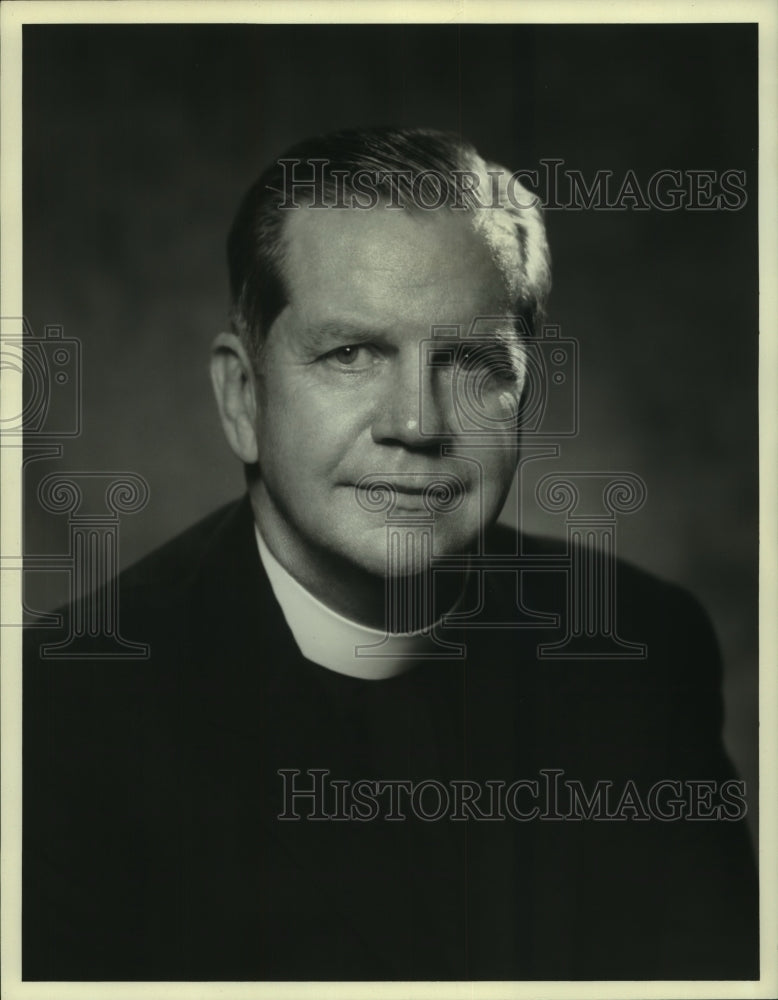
[258,381,369,476]
[477,445,520,504]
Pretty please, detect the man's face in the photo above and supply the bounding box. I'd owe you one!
[251,205,524,584]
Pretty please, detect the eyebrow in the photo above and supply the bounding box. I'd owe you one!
[296,319,522,356]
[431,327,520,348]
[298,320,390,351]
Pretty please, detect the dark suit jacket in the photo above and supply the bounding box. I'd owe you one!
[23,496,758,980]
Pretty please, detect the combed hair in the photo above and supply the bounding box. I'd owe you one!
[227,127,551,366]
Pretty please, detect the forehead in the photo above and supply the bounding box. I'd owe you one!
[280,206,516,331]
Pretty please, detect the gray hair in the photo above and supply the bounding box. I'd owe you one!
[227,127,551,366]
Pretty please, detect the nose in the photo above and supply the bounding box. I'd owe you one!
[371,350,453,449]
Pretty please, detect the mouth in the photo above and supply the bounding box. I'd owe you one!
[350,476,467,514]
[378,484,426,496]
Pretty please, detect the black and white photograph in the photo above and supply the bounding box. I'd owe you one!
[2,1,776,995]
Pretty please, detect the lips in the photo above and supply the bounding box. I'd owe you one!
[354,478,464,494]
[370,487,427,503]
[349,474,468,516]
[373,483,427,495]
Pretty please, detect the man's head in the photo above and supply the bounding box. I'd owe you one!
[211,127,551,611]
[226,127,551,365]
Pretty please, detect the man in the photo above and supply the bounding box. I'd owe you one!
[23,128,758,981]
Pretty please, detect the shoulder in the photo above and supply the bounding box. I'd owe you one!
[486,520,716,640]
[23,497,256,797]
[24,495,254,667]
[483,521,726,743]
[118,496,250,603]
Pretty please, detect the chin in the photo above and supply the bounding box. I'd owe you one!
[342,520,475,578]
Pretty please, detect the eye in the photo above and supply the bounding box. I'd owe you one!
[322,343,378,372]
[332,345,362,365]
[455,343,518,383]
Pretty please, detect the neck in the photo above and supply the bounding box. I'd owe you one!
[249,489,468,631]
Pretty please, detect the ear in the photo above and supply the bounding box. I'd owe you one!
[210,332,259,464]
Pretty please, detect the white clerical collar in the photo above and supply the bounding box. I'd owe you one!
[254,524,454,681]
